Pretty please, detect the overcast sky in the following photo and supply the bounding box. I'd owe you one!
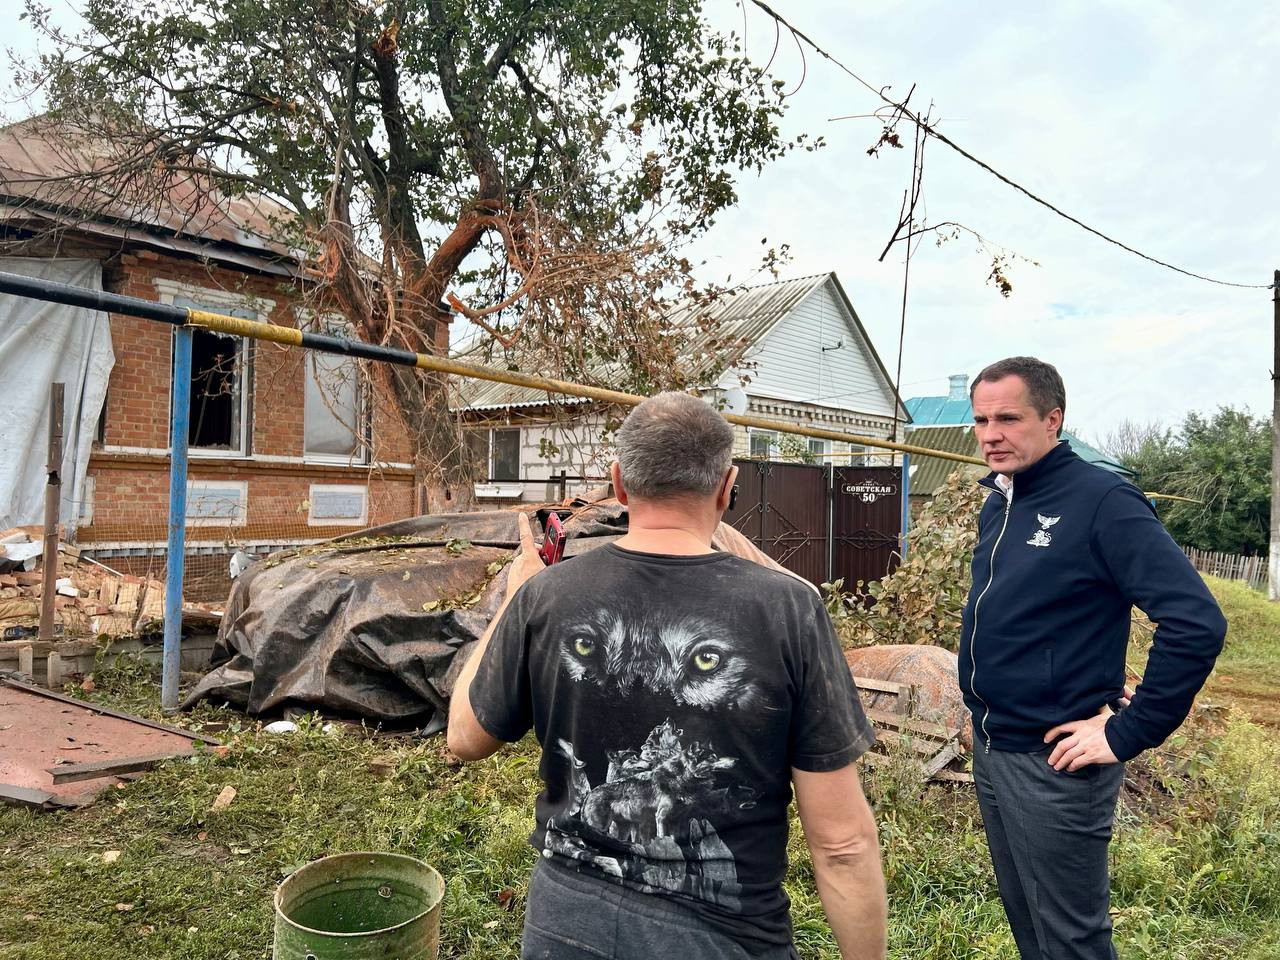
[692,0,1279,442]
[7,2,1277,444]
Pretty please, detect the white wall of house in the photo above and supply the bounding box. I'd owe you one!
[468,276,906,502]
[474,396,896,506]
[717,278,900,419]
[731,395,897,466]
[472,412,615,503]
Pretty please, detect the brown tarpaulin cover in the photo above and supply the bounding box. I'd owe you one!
[182,498,816,733]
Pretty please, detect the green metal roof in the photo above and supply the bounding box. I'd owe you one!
[903,426,984,495]
[1061,431,1137,480]
[904,394,973,427]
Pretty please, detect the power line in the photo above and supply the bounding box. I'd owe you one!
[747,0,1276,292]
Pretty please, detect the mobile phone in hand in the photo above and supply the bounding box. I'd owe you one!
[539,510,567,565]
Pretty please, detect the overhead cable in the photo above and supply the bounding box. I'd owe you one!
[747,0,1276,291]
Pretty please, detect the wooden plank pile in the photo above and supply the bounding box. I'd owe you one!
[0,526,202,640]
[854,674,972,784]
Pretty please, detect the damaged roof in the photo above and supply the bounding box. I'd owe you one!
[0,115,307,275]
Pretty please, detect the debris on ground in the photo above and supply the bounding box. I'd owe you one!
[182,500,629,733]
[847,644,972,782]
[0,527,222,641]
[0,675,221,810]
[209,785,237,812]
[179,488,972,771]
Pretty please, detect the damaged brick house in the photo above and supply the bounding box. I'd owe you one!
[0,117,417,589]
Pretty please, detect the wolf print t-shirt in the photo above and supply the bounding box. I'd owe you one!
[468,544,875,953]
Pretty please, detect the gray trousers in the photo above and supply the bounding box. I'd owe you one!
[521,858,799,960]
[973,745,1126,959]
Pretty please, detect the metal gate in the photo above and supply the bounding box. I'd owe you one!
[729,459,902,589]
[832,466,903,588]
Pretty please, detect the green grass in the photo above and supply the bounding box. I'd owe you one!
[2,648,1278,959]
[1129,576,1280,727]
[1197,577,1280,726]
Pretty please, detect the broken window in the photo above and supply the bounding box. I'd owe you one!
[303,316,365,461]
[173,297,253,455]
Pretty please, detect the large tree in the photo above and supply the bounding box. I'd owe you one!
[14,0,802,493]
[1114,407,1271,556]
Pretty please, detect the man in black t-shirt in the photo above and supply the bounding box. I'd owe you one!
[449,392,886,960]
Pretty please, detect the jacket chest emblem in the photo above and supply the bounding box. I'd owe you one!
[1027,513,1060,547]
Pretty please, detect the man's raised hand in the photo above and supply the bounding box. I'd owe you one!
[505,512,546,598]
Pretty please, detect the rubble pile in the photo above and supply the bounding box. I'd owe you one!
[0,527,219,640]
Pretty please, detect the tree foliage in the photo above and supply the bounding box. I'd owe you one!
[14,0,805,487]
[1115,407,1271,556]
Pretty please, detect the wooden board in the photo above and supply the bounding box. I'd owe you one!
[49,751,196,784]
[865,707,960,742]
[853,674,918,716]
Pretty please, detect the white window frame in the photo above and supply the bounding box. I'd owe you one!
[185,479,248,527]
[842,443,870,464]
[307,483,369,527]
[297,310,369,465]
[470,427,524,499]
[155,280,274,459]
[807,438,830,460]
[748,428,778,459]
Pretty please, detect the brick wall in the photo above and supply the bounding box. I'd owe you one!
[81,458,415,541]
[82,249,420,539]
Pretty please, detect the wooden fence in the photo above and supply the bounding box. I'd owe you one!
[1183,547,1270,591]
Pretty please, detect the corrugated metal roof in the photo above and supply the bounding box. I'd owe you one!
[1061,431,1136,479]
[452,378,593,412]
[905,394,974,426]
[666,273,831,376]
[904,426,984,495]
[451,356,629,411]
[0,116,304,267]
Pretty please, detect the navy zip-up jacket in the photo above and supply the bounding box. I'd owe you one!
[957,441,1227,761]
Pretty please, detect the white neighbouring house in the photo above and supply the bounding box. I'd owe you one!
[452,272,911,503]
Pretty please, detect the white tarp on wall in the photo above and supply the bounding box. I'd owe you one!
[0,258,115,530]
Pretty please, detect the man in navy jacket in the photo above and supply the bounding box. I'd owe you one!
[958,356,1226,959]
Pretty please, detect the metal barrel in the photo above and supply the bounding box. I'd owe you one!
[273,852,444,960]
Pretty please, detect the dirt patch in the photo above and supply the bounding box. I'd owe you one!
[1201,674,1280,728]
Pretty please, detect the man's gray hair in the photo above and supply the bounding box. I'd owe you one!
[971,356,1067,438]
[616,391,734,499]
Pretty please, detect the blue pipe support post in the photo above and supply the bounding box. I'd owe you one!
[162,326,193,712]
[899,453,911,562]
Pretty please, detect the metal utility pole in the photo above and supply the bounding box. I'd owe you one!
[1270,270,1280,601]
[162,327,193,711]
[38,382,65,642]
